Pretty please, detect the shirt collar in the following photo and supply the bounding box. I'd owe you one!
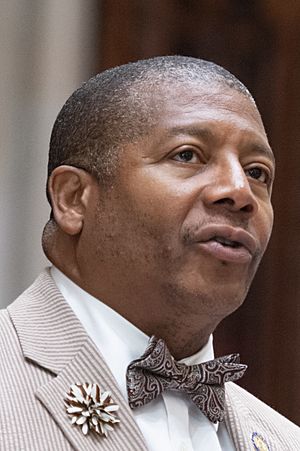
[51,266,215,395]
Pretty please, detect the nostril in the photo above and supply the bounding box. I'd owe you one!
[241,204,253,213]
[213,197,254,213]
[214,198,234,206]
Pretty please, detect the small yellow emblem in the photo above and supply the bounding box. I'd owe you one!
[251,432,270,451]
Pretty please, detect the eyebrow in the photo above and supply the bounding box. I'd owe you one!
[166,125,275,165]
[167,125,214,141]
[249,142,275,165]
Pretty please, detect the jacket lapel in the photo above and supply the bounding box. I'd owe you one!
[225,382,274,450]
[8,269,147,451]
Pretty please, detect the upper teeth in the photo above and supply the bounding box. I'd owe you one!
[214,236,240,247]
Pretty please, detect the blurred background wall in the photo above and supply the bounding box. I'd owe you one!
[0,0,100,305]
[1,0,300,425]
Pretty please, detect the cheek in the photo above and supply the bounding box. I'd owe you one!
[99,174,196,262]
[123,184,188,237]
[93,195,166,259]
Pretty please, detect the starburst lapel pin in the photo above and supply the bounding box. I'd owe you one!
[65,383,120,437]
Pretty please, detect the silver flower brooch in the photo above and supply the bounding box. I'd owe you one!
[65,383,120,437]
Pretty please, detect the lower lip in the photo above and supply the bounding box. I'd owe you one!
[197,240,252,264]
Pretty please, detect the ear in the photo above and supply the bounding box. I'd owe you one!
[48,166,96,235]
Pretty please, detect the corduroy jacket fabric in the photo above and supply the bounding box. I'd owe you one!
[0,269,299,450]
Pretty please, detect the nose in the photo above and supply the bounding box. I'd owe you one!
[202,158,259,215]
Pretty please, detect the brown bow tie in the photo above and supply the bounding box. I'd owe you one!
[126,336,247,423]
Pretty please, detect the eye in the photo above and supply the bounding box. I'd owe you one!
[245,166,269,184]
[172,149,201,164]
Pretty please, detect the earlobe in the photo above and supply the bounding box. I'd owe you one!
[48,166,94,236]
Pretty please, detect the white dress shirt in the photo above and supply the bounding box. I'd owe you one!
[51,267,235,451]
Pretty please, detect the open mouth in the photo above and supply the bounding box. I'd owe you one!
[190,224,257,264]
[212,236,242,249]
[198,237,251,263]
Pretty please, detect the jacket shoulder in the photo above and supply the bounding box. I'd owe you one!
[0,308,20,357]
[0,275,74,451]
[226,382,300,450]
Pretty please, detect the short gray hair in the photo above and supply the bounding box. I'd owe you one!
[47,55,253,203]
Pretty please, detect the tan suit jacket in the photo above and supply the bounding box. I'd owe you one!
[0,269,299,450]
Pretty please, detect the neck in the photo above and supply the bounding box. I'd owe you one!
[134,302,220,359]
[143,322,216,360]
[67,270,220,360]
[47,246,222,360]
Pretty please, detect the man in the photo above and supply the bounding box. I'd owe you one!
[0,56,299,450]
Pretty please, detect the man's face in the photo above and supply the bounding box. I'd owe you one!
[82,83,274,320]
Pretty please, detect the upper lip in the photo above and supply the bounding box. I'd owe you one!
[192,224,258,255]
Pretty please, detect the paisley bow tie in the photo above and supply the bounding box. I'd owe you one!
[126,336,247,423]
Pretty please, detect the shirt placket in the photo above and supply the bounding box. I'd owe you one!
[163,391,194,451]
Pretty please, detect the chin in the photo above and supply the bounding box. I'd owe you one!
[163,276,248,319]
[204,288,247,317]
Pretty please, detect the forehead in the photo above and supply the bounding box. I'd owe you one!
[146,83,273,158]
[158,82,264,131]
